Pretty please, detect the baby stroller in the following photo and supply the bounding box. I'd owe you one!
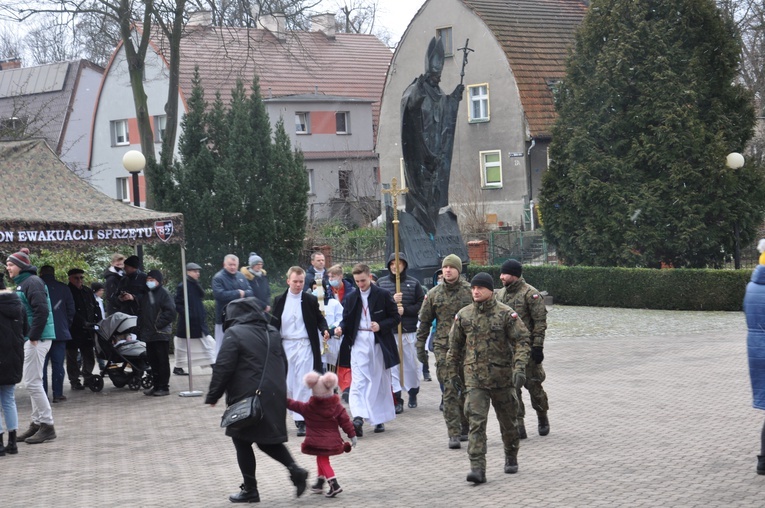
[89,312,153,392]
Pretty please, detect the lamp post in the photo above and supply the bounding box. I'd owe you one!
[123,150,146,268]
[726,152,745,269]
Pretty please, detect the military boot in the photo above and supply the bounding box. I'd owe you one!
[504,456,519,474]
[758,455,765,475]
[460,422,469,442]
[16,422,40,443]
[466,469,486,484]
[448,436,461,449]
[517,418,527,439]
[6,430,17,455]
[229,483,259,503]
[537,411,550,436]
[25,423,56,444]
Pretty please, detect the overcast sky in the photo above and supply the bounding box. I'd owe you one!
[374,0,426,46]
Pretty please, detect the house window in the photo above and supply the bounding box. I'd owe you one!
[307,168,315,195]
[295,112,310,134]
[436,27,453,57]
[111,119,129,146]
[339,170,351,199]
[0,116,27,138]
[116,177,130,202]
[336,112,350,134]
[468,84,490,122]
[480,150,502,188]
[154,115,167,143]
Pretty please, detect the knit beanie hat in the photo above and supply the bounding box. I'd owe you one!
[124,255,140,269]
[501,259,523,277]
[304,371,338,398]
[7,248,31,270]
[759,239,765,265]
[470,272,494,291]
[248,252,263,266]
[442,254,462,273]
[147,269,163,285]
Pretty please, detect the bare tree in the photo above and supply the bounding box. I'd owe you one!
[332,0,390,46]
[0,26,24,59]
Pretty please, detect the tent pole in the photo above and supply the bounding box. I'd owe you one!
[179,244,202,397]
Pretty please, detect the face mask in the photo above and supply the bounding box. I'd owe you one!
[146,281,157,290]
[329,279,341,288]
[436,280,443,285]
[311,289,320,297]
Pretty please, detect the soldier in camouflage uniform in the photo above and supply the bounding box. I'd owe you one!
[447,272,530,484]
[497,259,550,438]
[416,254,472,449]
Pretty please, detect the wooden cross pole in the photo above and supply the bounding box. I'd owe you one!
[382,177,408,389]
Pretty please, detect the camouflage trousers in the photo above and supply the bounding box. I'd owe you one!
[516,359,548,419]
[464,385,520,471]
[434,347,468,437]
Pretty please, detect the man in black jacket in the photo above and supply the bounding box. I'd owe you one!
[67,268,101,392]
[173,262,215,375]
[128,270,176,396]
[335,264,401,435]
[113,255,146,316]
[272,266,329,437]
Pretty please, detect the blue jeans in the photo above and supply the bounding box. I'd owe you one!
[43,340,67,398]
[0,385,19,432]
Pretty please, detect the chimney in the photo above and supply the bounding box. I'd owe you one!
[260,12,286,41]
[0,57,22,71]
[188,10,212,26]
[310,13,336,39]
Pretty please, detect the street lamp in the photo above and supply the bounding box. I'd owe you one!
[726,152,745,269]
[123,150,146,268]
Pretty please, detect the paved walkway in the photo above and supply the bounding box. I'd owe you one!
[5,306,763,507]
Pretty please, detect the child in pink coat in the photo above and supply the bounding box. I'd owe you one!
[287,371,356,497]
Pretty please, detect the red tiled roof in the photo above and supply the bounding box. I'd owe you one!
[150,27,392,131]
[462,0,587,138]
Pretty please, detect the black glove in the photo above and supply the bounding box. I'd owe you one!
[531,346,544,364]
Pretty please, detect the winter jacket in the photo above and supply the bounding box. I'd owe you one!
[205,297,289,444]
[12,269,55,341]
[175,277,210,338]
[377,253,424,333]
[305,267,329,297]
[744,264,765,410]
[102,266,124,316]
[41,274,75,341]
[68,283,101,341]
[327,279,356,306]
[212,269,253,324]
[287,395,355,456]
[136,285,176,342]
[240,267,271,310]
[0,291,26,385]
[114,270,147,316]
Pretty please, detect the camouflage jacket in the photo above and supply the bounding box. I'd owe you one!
[446,295,530,389]
[497,277,547,347]
[416,278,473,352]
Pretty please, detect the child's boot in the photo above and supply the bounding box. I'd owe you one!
[311,476,326,494]
[325,477,343,498]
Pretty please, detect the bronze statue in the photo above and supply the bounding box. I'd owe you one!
[400,36,465,237]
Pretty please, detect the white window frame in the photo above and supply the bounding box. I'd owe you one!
[468,83,490,123]
[480,150,502,188]
[307,168,315,195]
[111,119,129,146]
[116,177,130,202]
[336,111,350,134]
[154,115,167,143]
[436,26,454,57]
[295,112,310,134]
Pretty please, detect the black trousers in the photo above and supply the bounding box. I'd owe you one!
[66,338,96,384]
[232,437,295,487]
[146,341,170,391]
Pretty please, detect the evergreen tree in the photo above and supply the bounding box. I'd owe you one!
[539,0,765,268]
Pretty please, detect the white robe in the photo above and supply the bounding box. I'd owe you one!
[349,289,395,425]
[173,335,216,369]
[281,291,312,423]
[322,298,344,368]
[391,331,421,393]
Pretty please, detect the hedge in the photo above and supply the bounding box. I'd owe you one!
[465,265,751,311]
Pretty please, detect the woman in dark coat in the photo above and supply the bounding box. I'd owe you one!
[743,243,765,476]
[0,277,27,455]
[205,297,308,503]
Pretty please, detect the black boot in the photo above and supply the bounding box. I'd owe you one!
[353,416,364,437]
[394,391,404,414]
[0,433,5,456]
[504,456,519,474]
[466,469,486,484]
[325,477,343,498]
[311,476,326,494]
[758,455,765,475]
[296,421,306,437]
[229,483,259,503]
[6,430,17,455]
[517,418,528,439]
[288,463,308,497]
[537,411,550,436]
[408,387,419,408]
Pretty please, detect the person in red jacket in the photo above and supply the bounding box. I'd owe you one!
[287,371,356,498]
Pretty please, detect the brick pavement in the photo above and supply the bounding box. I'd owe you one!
[4,306,762,507]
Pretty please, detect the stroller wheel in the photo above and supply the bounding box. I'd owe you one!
[128,375,142,391]
[89,375,104,392]
[141,374,153,389]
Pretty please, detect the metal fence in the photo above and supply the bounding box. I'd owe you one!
[302,234,387,268]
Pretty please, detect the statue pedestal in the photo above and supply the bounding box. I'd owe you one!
[386,208,468,286]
